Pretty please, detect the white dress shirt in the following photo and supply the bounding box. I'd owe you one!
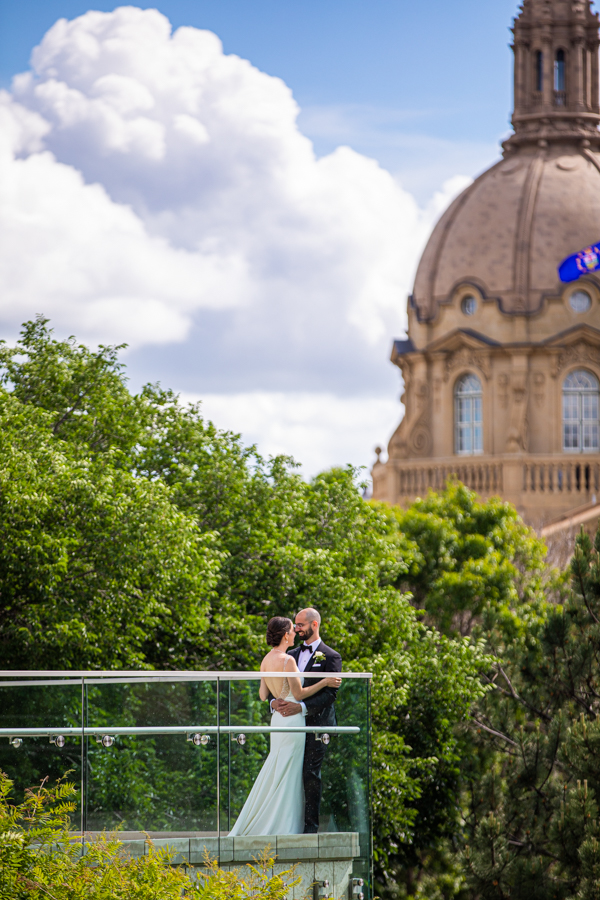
[270,638,322,715]
[296,638,321,714]
[297,638,321,672]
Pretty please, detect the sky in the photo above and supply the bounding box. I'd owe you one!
[0,0,521,477]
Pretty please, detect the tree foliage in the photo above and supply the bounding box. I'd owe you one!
[365,485,550,896]
[458,526,600,899]
[0,388,221,670]
[0,770,299,900]
[378,483,549,639]
[0,319,554,897]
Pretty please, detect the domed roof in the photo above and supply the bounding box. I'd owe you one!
[412,146,600,321]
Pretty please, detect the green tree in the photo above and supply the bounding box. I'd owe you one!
[458,526,600,899]
[0,319,499,896]
[0,389,221,670]
[378,481,549,639]
[368,483,552,899]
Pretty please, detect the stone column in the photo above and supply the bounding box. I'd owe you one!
[541,27,553,110]
[571,32,585,111]
[513,40,526,114]
[431,354,446,457]
[591,39,600,111]
[506,353,531,454]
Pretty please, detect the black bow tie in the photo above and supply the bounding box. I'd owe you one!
[302,644,315,653]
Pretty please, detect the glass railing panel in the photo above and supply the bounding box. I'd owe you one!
[0,676,84,827]
[320,677,371,893]
[84,676,219,833]
[220,674,372,900]
[219,675,269,835]
[319,677,369,833]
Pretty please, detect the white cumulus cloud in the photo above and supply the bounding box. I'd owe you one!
[187,391,402,483]
[0,7,475,473]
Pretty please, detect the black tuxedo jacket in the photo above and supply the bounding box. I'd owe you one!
[287,642,342,727]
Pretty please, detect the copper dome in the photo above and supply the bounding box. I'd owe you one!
[412,146,600,322]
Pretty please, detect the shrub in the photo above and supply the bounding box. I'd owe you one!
[0,771,300,900]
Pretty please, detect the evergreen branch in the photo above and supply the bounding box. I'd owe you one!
[491,666,552,722]
[472,718,518,746]
[576,563,600,625]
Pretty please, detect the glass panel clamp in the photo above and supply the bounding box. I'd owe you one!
[350,878,364,900]
[314,880,331,900]
[187,733,210,746]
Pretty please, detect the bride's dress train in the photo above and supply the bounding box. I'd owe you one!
[229,677,305,836]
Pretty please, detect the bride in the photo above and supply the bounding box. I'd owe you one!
[229,616,341,836]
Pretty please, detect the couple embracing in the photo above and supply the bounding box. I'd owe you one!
[229,608,342,836]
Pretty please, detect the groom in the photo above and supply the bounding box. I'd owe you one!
[272,607,342,833]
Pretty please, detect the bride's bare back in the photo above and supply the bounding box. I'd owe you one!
[259,642,341,704]
[261,650,297,700]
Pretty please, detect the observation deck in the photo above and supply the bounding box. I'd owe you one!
[0,670,372,900]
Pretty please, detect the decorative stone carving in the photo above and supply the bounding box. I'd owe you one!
[444,348,491,382]
[498,373,510,409]
[410,424,432,456]
[551,342,600,377]
[506,372,529,452]
[388,379,431,460]
[533,371,546,408]
[398,357,412,387]
[433,377,442,413]
[407,380,433,457]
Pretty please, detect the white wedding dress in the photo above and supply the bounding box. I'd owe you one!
[229,668,305,836]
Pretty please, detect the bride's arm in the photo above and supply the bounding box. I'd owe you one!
[285,659,341,700]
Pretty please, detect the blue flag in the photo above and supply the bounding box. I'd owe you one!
[559,243,600,282]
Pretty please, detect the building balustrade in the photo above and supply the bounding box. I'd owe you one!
[391,457,504,500]
[521,457,600,495]
[384,455,600,508]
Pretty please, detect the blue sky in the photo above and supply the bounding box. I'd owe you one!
[0,0,524,475]
[1,0,518,198]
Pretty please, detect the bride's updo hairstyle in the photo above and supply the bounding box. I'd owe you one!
[266,616,293,647]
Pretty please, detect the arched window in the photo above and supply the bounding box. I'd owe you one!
[554,49,566,102]
[455,373,483,455]
[535,50,543,93]
[563,370,599,452]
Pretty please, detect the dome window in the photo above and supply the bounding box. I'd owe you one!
[569,290,592,313]
[535,50,543,93]
[554,49,566,104]
[563,370,599,452]
[455,374,483,455]
[461,295,477,316]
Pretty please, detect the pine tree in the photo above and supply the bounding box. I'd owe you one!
[464,527,600,898]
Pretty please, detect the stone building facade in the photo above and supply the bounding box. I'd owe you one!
[372,0,600,525]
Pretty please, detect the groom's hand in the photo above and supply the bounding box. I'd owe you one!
[278,700,302,716]
[271,698,285,712]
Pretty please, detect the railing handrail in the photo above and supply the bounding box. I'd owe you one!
[520,454,600,461]
[0,670,372,683]
[390,453,600,466]
[388,454,500,465]
[0,726,360,737]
